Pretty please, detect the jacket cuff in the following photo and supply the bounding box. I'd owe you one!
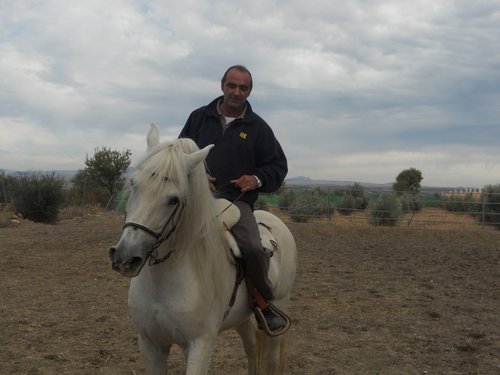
[253,175,263,188]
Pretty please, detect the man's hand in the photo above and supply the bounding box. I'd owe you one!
[208,175,216,191]
[231,175,258,192]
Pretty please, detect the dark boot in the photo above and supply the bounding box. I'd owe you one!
[262,308,286,331]
[244,249,274,301]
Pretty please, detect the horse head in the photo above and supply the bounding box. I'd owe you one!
[109,124,213,277]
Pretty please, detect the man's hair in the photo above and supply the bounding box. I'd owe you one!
[221,65,253,91]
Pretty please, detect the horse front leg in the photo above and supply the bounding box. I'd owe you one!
[138,334,171,375]
[184,337,217,375]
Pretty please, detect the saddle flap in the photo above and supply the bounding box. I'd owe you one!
[215,199,278,260]
[224,221,278,260]
[215,199,240,229]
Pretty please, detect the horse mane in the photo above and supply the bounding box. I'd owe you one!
[131,138,228,295]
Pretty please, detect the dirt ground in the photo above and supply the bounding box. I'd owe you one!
[1,211,499,374]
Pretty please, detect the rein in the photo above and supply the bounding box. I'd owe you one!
[216,191,245,218]
[123,202,185,265]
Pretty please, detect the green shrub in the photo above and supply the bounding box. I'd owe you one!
[67,170,111,207]
[11,172,65,223]
[441,193,481,214]
[399,192,421,213]
[337,183,368,215]
[336,194,360,215]
[0,171,15,204]
[368,193,402,226]
[278,189,297,210]
[288,192,327,223]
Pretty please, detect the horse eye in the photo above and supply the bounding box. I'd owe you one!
[168,197,179,206]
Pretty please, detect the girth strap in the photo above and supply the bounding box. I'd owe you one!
[223,261,244,321]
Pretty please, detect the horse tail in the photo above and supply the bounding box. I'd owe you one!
[255,329,288,375]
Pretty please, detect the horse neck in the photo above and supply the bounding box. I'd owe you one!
[163,201,233,300]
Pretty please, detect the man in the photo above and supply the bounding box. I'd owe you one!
[179,65,288,330]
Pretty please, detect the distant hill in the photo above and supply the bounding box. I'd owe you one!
[285,176,393,189]
[284,176,460,192]
[1,169,77,181]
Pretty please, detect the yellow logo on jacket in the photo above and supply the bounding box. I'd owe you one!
[239,132,248,139]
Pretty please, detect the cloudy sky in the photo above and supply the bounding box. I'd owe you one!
[1,0,499,187]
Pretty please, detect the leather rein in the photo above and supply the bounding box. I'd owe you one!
[122,201,185,265]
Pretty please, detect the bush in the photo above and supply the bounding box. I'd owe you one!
[11,172,65,223]
[67,170,111,208]
[278,189,297,211]
[368,193,403,226]
[288,191,328,223]
[0,170,15,204]
[336,194,360,215]
[336,183,368,215]
[441,193,481,214]
[399,192,421,213]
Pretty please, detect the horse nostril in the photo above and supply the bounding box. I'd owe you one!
[129,257,143,270]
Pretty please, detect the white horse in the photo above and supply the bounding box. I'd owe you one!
[109,124,297,374]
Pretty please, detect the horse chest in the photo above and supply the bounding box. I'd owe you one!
[128,271,222,340]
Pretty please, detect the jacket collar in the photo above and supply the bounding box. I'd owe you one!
[207,96,254,120]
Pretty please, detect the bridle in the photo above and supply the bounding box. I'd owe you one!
[122,201,185,265]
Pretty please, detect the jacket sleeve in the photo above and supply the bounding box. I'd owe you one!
[254,126,288,193]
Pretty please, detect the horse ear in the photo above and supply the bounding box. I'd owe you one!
[186,144,214,170]
[147,123,160,152]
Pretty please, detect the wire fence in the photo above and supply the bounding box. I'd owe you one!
[254,188,500,230]
[2,173,499,231]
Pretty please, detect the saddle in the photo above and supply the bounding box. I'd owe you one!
[215,199,291,337]
[214,199,277,261]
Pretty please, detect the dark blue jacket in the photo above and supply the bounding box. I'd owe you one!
[179,97,288,204]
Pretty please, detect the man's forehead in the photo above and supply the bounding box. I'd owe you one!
[226,69,251,83]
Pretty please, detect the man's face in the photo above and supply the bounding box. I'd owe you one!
[221,69,252,114]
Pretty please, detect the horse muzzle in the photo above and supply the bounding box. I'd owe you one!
[108,246,146,277]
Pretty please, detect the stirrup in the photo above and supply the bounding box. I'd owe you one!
[254,302,291,337]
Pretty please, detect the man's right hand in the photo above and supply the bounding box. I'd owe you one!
[208,175,216,191]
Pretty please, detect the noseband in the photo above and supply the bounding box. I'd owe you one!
[123,202,185,265]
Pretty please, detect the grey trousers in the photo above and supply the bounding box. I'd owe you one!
[232,201,274,301]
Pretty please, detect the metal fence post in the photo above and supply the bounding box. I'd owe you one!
[327,196,332,224]
[481,191,485,227]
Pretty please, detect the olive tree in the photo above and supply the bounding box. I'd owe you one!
[393,168,423,212]
[69,147,132,207]
[83,147,132,197]
[393,168,423,194]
